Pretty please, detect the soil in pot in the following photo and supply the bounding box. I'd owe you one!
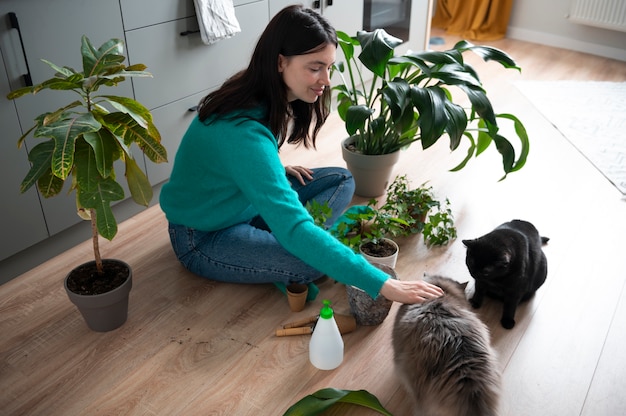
[360,238,399,269]
[360,240,397,257]
[66,260,129,295]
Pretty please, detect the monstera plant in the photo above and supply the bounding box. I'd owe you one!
[333,29,529,196]
[7,35,167,331]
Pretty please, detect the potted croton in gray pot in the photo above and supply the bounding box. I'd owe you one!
[7,36,167,331]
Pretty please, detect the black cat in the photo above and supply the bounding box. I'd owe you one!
[463,220,548,329]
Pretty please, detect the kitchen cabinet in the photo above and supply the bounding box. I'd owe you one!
[0,0,130,237]
[269,1,364,38]
[270,0,363,35]
[0,0,290,275]
[0,50,48,261]
[124,0,269,184]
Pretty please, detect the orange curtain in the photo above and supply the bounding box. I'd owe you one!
[432,0,514,41]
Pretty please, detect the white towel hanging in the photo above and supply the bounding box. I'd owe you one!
[193,0,241,45]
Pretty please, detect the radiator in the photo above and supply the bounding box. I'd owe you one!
[568,0,626,32]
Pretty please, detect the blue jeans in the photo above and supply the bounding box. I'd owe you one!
[167,167,355,285]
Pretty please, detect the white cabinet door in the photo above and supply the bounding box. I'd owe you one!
[269,1,363,35]
[318,1,364,37]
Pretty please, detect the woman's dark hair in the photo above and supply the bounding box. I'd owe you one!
[197,5,337,148]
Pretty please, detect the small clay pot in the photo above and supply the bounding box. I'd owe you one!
[286,283,308,312]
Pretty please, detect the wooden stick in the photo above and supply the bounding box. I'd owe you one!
[276,314,357,336]
[282,315,318,329]
[275,327,314,337]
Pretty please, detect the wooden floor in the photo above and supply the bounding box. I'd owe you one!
[1,30,626,416]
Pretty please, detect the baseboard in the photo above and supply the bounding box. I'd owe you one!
[0,183,164,285]
[507,26,626,62]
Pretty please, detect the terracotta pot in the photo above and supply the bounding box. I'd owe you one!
[341,137,401,197]
[346,263,396,326]
[64,259,132,332]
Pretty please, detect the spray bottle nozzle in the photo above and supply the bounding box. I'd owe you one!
[320,299,334,319]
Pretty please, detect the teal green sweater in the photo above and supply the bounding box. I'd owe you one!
[160,107,389,298]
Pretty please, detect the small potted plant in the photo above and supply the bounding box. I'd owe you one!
[381,175,457,246]
[333,29,529,196]
[6,36,167,331]
[330,203,406,268]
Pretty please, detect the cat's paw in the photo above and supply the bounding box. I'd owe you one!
[501,317,516,329]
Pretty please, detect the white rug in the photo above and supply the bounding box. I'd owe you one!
[516,81,626,194]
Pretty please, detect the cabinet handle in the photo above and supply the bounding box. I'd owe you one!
[327,0,333,5]
[180,29,200,36]
[313,1,321,8]
[188,105,198,112]
[8,12,33,87]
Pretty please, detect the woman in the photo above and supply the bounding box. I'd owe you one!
[160,5,443,304]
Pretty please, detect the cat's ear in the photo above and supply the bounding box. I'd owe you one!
[460,281,469,290]
[462,239,475,248]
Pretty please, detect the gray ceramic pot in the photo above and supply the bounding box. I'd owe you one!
[341,137,401,198]
[64,259,132,332]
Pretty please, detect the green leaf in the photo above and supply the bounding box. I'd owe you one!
[125,156,152,206]
[459,85,496,126]
[336,31,358,61]
[22,144,65,200]
[428,63,482,88]
[345,105,375,136]
[454,40,521,71]
[74,140,124,240]
[382,79,410,123]
[493,134,516,177]
[34,112,102,179]
[411,86,447,149]
[100,95,153,129]
[20,141,54,193]
[40,59,77,78]
[442,100,468,150]
[83,129,121,179]
[450,132,476,172]
[404,50,459,66]
[497,113,530,172]
[357,29,403,78]
[101,112,167,163]
[37,168,65,198]
[283,388,393,416]
[81,36,125,77]
[476,119,494,156]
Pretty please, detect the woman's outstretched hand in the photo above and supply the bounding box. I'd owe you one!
[285,165,313,185]
[379,277,444,304]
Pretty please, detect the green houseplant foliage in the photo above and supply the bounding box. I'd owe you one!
[329,204,407,254]
[283,388,393,416]
[381,175,457,246]
[7,36,167,275]
[333,29,529,178]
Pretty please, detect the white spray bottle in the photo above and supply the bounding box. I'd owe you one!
[309,300,344,370]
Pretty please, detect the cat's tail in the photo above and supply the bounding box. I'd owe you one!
[461,390,499,416]
[456,372,500,416]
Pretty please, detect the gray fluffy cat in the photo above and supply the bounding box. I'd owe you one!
[392,274,500,416]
